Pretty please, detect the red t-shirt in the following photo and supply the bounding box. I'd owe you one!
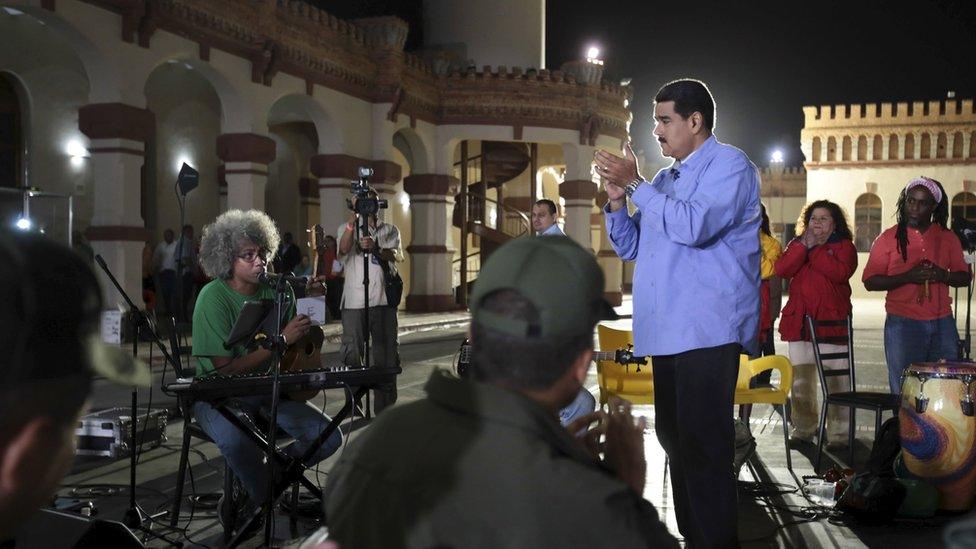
[862,225,970,320]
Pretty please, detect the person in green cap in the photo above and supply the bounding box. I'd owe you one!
[323,236,678,548]
[0,231,150,543]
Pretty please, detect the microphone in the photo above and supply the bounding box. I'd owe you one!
[258,271,309,286]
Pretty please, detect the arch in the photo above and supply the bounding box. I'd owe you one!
[904,133,915,160]
[952,192,976,224]
[920,132,931,159]
[953,131,964,158]
[826,136,837,161]
[267,93,343,154]
[142,56,250,133]
[144,61,223,240]
[888,134,898,160]
[841,135,852,161]
[11,6,120,103]
[936,132,947,159]
[812,136,821,162]
[856,135,867,161]
[854,193,882,252]
[872,134,883,160]
[392,127,430,174]
[0,72,26,188]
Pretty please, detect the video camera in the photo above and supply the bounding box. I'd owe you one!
[347,166,388,216]
[953,217,976,254]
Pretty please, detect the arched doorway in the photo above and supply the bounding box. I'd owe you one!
[0,73,23,188]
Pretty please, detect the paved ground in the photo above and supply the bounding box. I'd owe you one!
[48,297,973,547]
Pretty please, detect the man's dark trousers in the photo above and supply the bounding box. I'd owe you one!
[652,342,740,548]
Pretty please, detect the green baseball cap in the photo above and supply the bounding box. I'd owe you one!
[470,236,618,339]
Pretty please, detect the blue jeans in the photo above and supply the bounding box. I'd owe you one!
[194,396,343,503]
[884,314,959,393]
[559,388,596,427]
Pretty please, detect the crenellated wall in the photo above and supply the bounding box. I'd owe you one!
[800,98,976,168]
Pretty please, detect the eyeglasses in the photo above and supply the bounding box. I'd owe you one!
[237,249,269,263]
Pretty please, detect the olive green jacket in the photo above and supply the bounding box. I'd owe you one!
[324,370,678,548]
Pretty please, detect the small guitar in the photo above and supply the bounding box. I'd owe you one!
[455,340,647,378]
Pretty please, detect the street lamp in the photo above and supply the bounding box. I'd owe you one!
[771,149,784,163]
[585,46,604,66]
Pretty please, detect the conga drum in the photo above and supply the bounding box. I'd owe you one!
[899,362,976,511]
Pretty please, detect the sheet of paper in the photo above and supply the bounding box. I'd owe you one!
[297,296,327,325]
[101,310,123,345]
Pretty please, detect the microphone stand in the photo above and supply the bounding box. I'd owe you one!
[262,274,291,546]
[93,254,182,548]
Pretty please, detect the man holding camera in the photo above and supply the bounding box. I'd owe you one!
[337,190,402,414]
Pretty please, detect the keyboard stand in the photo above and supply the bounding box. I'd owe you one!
[222,384,367,547]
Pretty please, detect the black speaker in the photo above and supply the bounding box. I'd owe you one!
[15,509,144,548]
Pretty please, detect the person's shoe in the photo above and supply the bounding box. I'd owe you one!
[825,440,849,452]
[279,492,324,519]
[218,492,263,540]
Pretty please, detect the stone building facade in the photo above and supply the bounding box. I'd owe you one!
[800,98,976,296]
[0,0,631,311]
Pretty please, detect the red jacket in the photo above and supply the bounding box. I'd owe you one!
[775,236,858,342]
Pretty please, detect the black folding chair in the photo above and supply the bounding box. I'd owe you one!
[805,315,901,472]
[163,318,241,538]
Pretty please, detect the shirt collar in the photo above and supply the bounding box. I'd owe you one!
[671,135,716,172]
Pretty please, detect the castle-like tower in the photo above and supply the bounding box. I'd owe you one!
[800,98,976,296]
[759,163,806,241]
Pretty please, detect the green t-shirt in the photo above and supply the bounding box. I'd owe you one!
[191,278,296,377]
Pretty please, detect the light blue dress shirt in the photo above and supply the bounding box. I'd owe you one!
[604,136,761,356]
[539,223,565,236]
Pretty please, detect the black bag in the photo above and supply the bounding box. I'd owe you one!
[377,254,403,308]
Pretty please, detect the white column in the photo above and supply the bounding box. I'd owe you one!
[225,162,268,211]
[404,174,458,312]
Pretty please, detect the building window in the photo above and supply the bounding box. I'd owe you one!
[827,136,837,161]
[872,135,883,160]
[952,192,976,224]
[888,134,898,160]
[854,193,882,252]
[953,131,964,158]
[937,132,947,159]
[0,74,22,188]
[857,136,867,161]
[842,136,852,161]
[904,133,915,159]
[920,133,931,159]
[812,137,821,162]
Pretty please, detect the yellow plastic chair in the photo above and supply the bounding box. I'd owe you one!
[735,354,794,470]
[596,324,653,407]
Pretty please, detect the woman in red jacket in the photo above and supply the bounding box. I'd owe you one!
[775,200,858,446]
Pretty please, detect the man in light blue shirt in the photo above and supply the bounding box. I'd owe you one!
[594,79,760,549]
[532,199,565,236]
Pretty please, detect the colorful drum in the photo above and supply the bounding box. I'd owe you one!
[899,362,976,511]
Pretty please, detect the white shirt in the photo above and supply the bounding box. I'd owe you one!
[153,240,178,272]
[336,221,402,309]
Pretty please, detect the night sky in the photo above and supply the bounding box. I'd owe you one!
[315,1,976,171]
[546,0,976,170]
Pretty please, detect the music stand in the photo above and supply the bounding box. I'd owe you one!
[224,299,275,351]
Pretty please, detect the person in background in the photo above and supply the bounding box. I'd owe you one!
[0,231,149,544]
[153,228,178,316]
[176,224,198,321]
[318,234,344,321]
[295,253,313,278]
[775,200,857,448]
[863,177,970,393]
[739,203,783,424]
[532,199,564,236]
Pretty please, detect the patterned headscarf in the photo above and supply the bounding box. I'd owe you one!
[904,176,943,204]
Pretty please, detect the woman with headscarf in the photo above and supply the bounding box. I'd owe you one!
[863,177,971,393]
[775,200,858,446]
